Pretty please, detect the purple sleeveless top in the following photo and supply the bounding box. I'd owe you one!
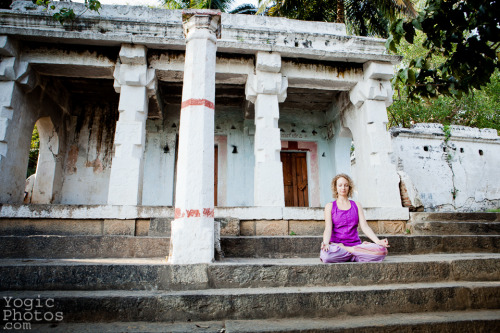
[330,200,362,246]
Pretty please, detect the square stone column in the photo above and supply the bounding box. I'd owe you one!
[108,44,156,206]
[0,36,36,203]
[346,61,401,208]
[169,10,221,264]
[246,52,288,207]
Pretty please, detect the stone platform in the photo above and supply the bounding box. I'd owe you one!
[0,212,499,332]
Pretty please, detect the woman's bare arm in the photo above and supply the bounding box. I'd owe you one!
[357,201,390,247]
[321,202,333,251]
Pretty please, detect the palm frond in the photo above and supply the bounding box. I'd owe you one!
[230,4,258,14]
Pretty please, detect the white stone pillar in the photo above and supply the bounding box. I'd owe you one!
[245,52,288,207]
[108,44,156,206]
[31,117,59,204]
[169,10,221,264]
[0,36,36,203]
[346,61,401,207]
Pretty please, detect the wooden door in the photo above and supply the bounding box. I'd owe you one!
[214,145,218,206]
[281,152,309,207]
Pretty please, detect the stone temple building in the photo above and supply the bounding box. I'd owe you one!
[0,1,409,263]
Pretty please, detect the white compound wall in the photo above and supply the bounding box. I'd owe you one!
[390,123,500,212]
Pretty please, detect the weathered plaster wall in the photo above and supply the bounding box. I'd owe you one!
[142,118,177,206]
[60,102,118,204]
[391,123,500,212]
[216,108,253,207]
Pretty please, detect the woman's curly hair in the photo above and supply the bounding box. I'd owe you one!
[331,173,354,199]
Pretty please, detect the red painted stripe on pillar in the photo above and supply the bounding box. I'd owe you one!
[181,99,215,110]
[174,208,215,219]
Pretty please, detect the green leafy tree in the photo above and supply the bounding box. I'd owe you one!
[388,70,500,132]
[387,23,500,133]
[257,0,416,37]
[162,0,231,11]
[35,0,101,24]
[162,0,259,13]
[387,0,500,99]
[27,125,39,178]
[386,0,500,133]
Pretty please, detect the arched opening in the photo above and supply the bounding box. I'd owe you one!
[23,125,39,203]
[335,126,354,176]
[26,117,59,204]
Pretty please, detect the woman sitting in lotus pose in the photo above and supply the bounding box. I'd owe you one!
[320,173,389,263]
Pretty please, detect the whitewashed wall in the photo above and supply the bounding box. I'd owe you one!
[390,123,500,212]
[225,123,255,206]
[56,102,355,208]
[60,104,117,204]
[142,119,177,206]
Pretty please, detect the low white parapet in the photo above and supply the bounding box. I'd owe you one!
[0,205,409,221]
[215,207,283,220]
[0,204,174,219]
[283,207,324,220]
[390,123,500,212]
[391,123,500,141]
[363,207,410,221]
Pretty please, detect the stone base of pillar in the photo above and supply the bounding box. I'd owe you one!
[168,217,214,264]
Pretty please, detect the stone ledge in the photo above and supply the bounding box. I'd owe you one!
[390,123,500,142]
[0,204,175,219]
[1,2,400,64]
[0,205,409,221]
[283,207,323,220]
[216,207,283,220]
[364,207,410,221]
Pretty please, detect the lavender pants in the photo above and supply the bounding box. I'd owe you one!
[320,242,388,263]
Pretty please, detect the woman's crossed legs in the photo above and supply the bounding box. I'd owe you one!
[320,242,387,263]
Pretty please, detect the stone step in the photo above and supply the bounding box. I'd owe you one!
[0,235,499,259]
[221,235,500,258]
[0,235,169,258]
[1,281,498,322]
[410,212,500,222]
[1,254,499,292]
[26,310,500,333]
[410,221,500,235]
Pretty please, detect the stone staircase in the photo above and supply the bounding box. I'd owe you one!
[0,212,499,332]
[408,212,500,235]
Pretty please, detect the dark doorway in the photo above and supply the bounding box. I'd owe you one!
[281,152,309,207]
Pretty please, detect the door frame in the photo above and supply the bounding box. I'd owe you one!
[281,151,309,207]
[281,140,321,207]
[214,135,227,206]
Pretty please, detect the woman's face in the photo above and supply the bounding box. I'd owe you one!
[336,177,350,197]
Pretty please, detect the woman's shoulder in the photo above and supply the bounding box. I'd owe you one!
[324,201,334,210]
[351,200,362,209]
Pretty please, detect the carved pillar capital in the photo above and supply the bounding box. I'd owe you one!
[245,52,287,103]
[349,61,394,108]
[182,10,221,42]
[113,44,156,95]
[0,36,37,92]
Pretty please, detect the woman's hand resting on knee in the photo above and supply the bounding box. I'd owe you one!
[375,238,390,248]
